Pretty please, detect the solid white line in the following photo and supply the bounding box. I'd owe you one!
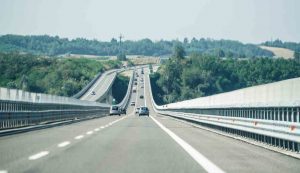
[86,131,93,135]
[75,135,84,140]
[135,71,139,110]
[57,141,70,147]
[28,151,49,160]
[144,73,147,107]
[150,116,226,173]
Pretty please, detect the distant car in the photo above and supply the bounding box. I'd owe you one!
[135,107,140,114]
[130,101,135,106]
[120,108,126,115]
[109,106,120,116]
[133,86,137,93]
[140,95,144,99]
[91,91,96,95]
[141,85,144,88]
[139,106,149,116]
[134,82,137,85]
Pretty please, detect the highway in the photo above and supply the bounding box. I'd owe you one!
[80,70,117,101]
[0,69,300,173]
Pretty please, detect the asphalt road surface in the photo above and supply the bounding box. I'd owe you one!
[0,69,299,173]
[80,70,117,101]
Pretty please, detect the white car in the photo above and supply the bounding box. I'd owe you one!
[109,106,120,116]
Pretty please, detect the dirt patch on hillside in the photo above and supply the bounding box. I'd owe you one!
[260,46,294,59]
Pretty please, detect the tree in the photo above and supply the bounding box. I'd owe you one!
[218,49,225,58]
[117,53,127,61]
[183,37,189,44]
[150,54,300,105]
[294,51,300,62]
[172,44,185,60]
[20,75,29,91]
[111,38,118,44]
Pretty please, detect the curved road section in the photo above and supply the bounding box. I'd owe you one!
[79,69,118,102]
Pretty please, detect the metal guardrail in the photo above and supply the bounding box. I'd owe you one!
[0,87,110,130]
[147,74,300,153]
[116,70,134,109]
[96,70,118,102]
[73,69,120,99]
[72,70,104,99]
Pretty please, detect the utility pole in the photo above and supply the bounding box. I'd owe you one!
[117,34,126,61]
[119,34,123,53]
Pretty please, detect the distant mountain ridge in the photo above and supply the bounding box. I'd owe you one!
[0,34,274,58]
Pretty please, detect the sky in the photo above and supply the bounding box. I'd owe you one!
[0,0,299,43]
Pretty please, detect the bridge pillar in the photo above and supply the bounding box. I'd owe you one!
[106,88,113,104]
[98,87,114,104]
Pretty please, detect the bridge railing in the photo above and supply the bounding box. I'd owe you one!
[147,74,300,153]
[73,68,122,99]
[117,70,134,109]
[0,87,109,129]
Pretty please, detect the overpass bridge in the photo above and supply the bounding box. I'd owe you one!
[0,67,300,173]
[74,68,123,103]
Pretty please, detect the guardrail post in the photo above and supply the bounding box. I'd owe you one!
[297,108,300,123]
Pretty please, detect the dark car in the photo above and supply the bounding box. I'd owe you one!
[120,108,126,115]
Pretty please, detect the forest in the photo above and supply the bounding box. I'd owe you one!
[0,52,121,96]
[0,34,274,58]
[150,45,300,105]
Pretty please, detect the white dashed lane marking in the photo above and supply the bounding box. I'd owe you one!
[58,141,70,148]
[28,151,49,160]
[0,170,8,173]
[86,131,93,135]
[75,135,84,140]
[24,116,127,164]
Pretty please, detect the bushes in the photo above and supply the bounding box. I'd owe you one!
[112,75,129,103]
